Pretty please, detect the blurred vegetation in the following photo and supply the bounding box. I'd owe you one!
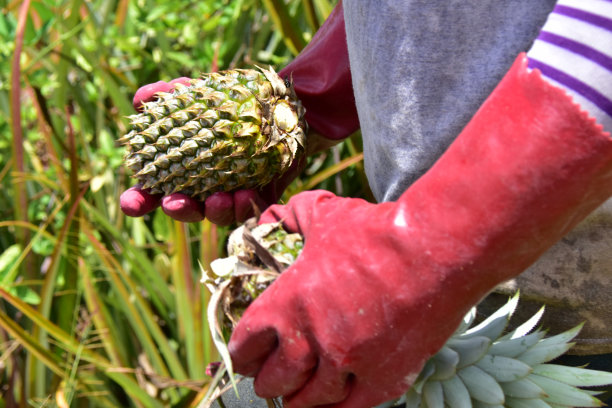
[0,0,371,406]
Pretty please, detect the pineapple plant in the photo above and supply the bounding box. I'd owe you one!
[118,68,306,200]
[203,219,612,408]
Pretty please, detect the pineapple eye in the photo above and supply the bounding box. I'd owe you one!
[273,101,298,132]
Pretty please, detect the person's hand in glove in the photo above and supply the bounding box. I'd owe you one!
[227,55,612,408]
[120,2,358,224]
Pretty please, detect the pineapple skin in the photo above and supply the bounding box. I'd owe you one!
[119,68,306,200]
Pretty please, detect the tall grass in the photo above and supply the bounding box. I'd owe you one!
[0,0,368,406]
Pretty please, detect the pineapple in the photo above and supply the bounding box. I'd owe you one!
[208,218,303,329]
[203,220,612,408]
[118,68,306,200]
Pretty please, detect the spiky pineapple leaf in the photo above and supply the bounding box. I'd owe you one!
[506,307,545,340]
[505,397,552,408]
[441,376,472,408]
[459,365,505,405]
[488,331,546,358]
[422,380,444,408]
[429,346,460,381]
[528,374,604,407]
[475,354,532,383]
[447,336,491,368]
[532,364,612,387]
[518,325,582,366]
[500,378,546,399]
[462,295,518,340]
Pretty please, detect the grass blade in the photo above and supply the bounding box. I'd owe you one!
[261,0,307,55]
[299,152,364,192]
[0,287,165,408]
[9,0,32,280]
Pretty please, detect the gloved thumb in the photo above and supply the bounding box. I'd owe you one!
[258,189,338,235]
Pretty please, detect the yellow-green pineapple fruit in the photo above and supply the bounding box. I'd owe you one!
[118,68,306,200]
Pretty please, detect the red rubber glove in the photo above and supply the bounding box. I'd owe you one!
[120,2,358,224]
[228,54,612,408]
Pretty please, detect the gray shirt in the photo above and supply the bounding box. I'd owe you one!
[343,0,555,202]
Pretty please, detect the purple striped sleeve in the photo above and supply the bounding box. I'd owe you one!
[537,31,612,72]
[528,58,612,117]
[553,5,612,32]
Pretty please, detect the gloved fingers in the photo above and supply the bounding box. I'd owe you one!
[201,189,269,225]
[204,192,234,226]
[132,77,192,111]
[234,189,267,223]
[229,317,278,377]
[119,185,162,216]
[258,190,338,234]
[255,152,308,213]
[258,203,301,232]
[229,271,316,380]
[160,193,205,223]
[251,331,317,399]
[326,381,392,408]
[281,359,353,408]
[206,154,306,225]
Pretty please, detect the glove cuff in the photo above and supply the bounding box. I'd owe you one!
[400,53,612,306]
[279,2,359,141]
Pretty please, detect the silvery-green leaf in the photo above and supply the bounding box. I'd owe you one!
[462,295,518,340]
[446,336,491,368]
[505,397,552,408]
[403,387,423,408]
[423,381,444,408]
[500,378,546,399]
[507,307,545,340]
[472,402,504,408]
[518,326,582,366]
[532,363,612,387]
[476,354,532,382]
[429,346,460,381]
[519,342,573,369]
[441,376,472,408]
[458,365,505,405]
[413,360,436,392]
[582,389,606,396]
[488,331,545,358]
[455,307,478,334]
[528,374,604,407]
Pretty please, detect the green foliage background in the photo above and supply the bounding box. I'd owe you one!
[0,0,368,406]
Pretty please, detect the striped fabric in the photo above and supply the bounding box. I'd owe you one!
[527,0,612,132]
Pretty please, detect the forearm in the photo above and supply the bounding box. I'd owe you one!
[396,54,612,304]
